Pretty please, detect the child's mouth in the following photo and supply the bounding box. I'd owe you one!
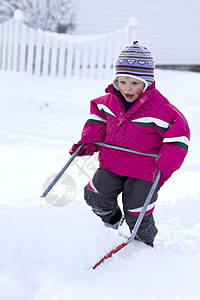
[125,93,134,100]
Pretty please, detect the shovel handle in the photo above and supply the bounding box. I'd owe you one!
[41,142,158,197]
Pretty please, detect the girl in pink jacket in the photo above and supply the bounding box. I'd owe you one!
[70,41,190,246]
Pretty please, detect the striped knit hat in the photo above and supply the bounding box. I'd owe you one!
[113,41,155,92]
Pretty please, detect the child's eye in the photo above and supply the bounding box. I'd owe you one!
[120,81,126,84]
[132,82,138,85]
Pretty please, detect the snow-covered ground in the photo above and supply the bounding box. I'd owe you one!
[0,69,200,300]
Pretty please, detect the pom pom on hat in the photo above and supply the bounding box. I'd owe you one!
[113,41,155,91]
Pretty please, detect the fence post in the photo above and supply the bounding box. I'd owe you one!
[65,41,74,77]
[81,41,89,77]
[73,41,82,77]
[26,26,36,74]
[34,29,43,76]
[57,39,66,77]
[42,32,51,76]
[88,38,98,78]
[0,23,3,69]
[19,21,29,72]
[12,19,21,72]
[1,20,10,71]
[95,34,106,78]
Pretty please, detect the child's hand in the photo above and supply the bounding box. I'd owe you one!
[69,144,96,156]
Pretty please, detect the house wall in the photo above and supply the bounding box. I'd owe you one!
[75,0,200,66]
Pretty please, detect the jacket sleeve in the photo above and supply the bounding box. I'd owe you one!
[75,99,107,152]
[156,109,190,186]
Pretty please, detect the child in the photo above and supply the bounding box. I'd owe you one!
[70,41,190,246]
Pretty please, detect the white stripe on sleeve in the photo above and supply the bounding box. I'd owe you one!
[163,136,190,146]
[89,114,107,123]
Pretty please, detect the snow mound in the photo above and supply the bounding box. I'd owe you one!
[0,201,124,292]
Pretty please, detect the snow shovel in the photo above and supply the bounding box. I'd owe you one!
[41,142,158,197]
[41,142,160,267]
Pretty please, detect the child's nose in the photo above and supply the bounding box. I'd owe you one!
[127,84,132,91]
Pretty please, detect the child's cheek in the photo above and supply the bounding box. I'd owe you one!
[136,86,144,95]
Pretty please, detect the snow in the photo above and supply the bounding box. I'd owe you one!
[0,69,200,300]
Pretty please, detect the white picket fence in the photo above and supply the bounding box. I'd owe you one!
[0,16,137,78]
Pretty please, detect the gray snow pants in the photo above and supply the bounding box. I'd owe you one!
[84,168,158,245]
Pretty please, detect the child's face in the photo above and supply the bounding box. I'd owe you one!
[118,76,145,102]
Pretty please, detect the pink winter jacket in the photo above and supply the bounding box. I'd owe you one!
[75,83,190,187]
